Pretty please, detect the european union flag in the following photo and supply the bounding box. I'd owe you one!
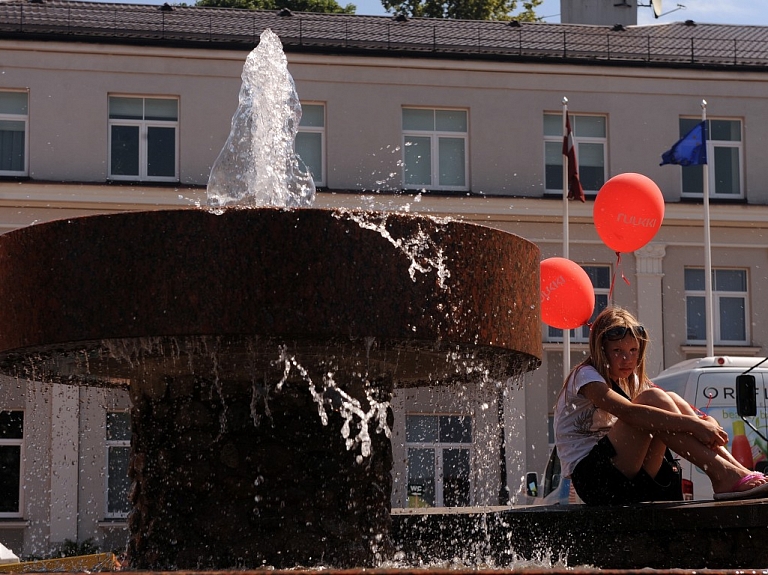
[660,121,707,166]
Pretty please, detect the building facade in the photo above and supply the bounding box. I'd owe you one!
[2,0,768,557]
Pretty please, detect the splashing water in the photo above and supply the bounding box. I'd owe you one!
[206,29,316,210]
[337,210,452,288]
[100,336,391,459]
[266,345,392,458]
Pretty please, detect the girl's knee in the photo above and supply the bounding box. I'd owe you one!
[635,387,678,410]
[666,391,693,412]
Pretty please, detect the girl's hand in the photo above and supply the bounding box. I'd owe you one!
[694,417,728,449]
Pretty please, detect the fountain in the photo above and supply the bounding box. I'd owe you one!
[0,30,541,569]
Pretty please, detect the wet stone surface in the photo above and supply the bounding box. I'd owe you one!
[128,373,394,569]
[392,499,768,569]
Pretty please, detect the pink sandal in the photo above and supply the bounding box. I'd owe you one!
[713,473,768,501]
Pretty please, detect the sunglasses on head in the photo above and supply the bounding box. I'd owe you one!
[603,325,646,341]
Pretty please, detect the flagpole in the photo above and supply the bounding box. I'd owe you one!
[702,100,714,357]
[562,97,571,380]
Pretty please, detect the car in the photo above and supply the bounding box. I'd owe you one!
[525,445,582,505]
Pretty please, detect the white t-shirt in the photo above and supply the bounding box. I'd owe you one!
[554,364,617,478]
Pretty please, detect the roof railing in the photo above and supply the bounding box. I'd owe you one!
[0,2,767,66]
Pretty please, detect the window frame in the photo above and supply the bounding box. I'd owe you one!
[544,112,607,196]
[104,410,131,519]
[547,264,611,342]
[684,267,749,346]
[296,102,326,187]
[0,90,30,177]
[108,95,179,183]
[404,413,472,508]
[0,410,24,518]
[679,117,744,200]
[401,107,469,192]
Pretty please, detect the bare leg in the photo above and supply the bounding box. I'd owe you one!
[609,387,766,495]
[608,388,670,479]
[666,391,752,472]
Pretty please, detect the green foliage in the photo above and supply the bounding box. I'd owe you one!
[57,538,99,558]
[381,0,542,21]
[196,0,356,14]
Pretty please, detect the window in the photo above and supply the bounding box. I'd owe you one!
[0,410,23,517]
[405,414,471,507]
[547,265,611,342]
[0,91,28,176]
[680,118,743,199]
[106,411,131,518]
[402,108,468,191]
[296,103,325,187]
[685,268,748,345]
[108,96,178,181]
[544,113,606,195]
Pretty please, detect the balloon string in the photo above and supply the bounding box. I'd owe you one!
[608,252,631,300]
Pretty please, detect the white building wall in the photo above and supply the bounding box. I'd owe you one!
[503,372,534,503]
[22,381,53,558]
[49,385,79,545]
[635,244,666,376]
[76,387,131,555]
[8,40,768,197]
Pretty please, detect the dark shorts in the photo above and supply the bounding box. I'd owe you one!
[571,436,683,506]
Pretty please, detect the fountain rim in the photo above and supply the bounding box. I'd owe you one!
[0,206,543,384]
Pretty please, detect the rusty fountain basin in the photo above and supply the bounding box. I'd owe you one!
[0,207,541,569]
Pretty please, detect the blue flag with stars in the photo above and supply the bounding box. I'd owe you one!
[660,121,707,166]
[659,121,707,166]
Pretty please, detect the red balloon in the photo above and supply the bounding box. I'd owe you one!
[593,173,665,253]
[540,257,595,330]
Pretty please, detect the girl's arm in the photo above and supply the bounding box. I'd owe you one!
[579,380,728,447]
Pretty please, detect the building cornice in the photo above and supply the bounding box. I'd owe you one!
[2,182,768,229]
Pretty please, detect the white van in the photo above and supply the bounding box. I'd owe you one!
[527,356,768,504]
[652,356,768,500]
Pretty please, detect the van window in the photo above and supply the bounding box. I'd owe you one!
[651,372,689,397]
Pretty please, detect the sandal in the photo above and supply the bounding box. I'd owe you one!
[713,473,768,501]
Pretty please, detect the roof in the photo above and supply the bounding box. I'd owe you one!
[1,0,768,69]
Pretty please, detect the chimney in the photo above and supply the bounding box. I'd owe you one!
[560,0,638,26]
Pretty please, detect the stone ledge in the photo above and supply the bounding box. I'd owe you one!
[392,499,768,569]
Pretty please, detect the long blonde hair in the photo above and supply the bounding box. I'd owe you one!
[562,306,651,400]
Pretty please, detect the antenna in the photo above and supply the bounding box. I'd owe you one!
[638,1,685,19]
